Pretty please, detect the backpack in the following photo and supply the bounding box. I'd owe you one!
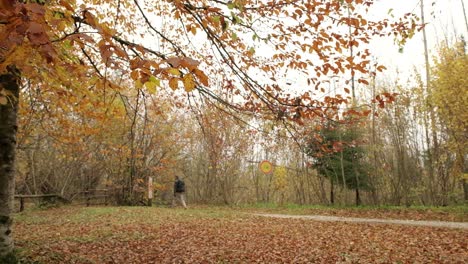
[175,179,185,193]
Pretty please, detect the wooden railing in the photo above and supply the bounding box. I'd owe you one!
[14,194,67,212]
[14,189,110,211]
[74,189,109,206]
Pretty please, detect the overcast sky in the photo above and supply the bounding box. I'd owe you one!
[369,0,467,83]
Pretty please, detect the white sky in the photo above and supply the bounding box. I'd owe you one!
[135,0,467,101]
[264,0,468,100]
[368,0,468,84]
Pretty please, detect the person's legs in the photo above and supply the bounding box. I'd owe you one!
[180,193,187,209]
[173,193,187,208]
[172,194,178,207]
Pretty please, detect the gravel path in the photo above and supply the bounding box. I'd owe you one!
[254,213,468,229]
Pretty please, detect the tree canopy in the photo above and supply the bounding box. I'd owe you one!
[0,0,418,118]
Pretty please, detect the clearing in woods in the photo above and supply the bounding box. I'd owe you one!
[13,206,468,263]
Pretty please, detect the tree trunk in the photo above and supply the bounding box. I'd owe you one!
[461,0,468,35]
[0,68,20,258]
[355,188,361,206]
[464,179,468,201]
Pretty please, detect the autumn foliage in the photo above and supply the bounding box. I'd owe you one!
[0,0,418,114]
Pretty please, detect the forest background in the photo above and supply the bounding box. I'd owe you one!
[2,0,466,209]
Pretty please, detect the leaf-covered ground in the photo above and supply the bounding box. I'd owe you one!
[13,206,468,263]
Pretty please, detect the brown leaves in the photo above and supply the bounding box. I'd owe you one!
[0,2,56,69]
[0,0,15,10]
[166,57,200,69]
[13,207,468,263]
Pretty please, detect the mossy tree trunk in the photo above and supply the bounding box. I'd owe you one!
[0,68,20,258]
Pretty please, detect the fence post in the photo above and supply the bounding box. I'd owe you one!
[147,177,153,207]
[19,197,24,212]
[104,189,108,206]
[85,191,90,207]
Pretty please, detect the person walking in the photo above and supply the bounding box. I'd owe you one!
[172,176,187,209]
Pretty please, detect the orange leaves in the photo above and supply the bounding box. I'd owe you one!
[357,78,369,85]
[167,72,197,92]
[128,56,207,93]
[193,69,209,86]
[341,17,361,28]
[160,57,209,91]
[58,0,74,12]
[186,24,197,35]
[130,70,139,81]
[332,141,343,152]
[373,92,398,109]
[376,65,387,72]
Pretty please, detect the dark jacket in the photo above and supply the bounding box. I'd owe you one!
[174,179,186,193]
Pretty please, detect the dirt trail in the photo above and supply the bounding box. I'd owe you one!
[254,213,468,229]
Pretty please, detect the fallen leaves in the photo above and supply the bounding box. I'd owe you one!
[13,206,468,263]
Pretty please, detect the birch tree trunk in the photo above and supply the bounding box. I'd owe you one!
[0,68,20,258]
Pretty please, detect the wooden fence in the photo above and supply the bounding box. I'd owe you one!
[14,189,110,211]
[14,194,67,212]
[74,189,109,206]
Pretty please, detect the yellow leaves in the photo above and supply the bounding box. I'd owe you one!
[167,73,196,92]
[169,78,179,90]
[135,79,143,89]
[431,41,468,154]
[231,32,238,41]
[186,24,197,35]
[463,173,468,180]
[145,76,160,94]
[182,73,196,92]
[273,166,288,190]
[168,68,181,76]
